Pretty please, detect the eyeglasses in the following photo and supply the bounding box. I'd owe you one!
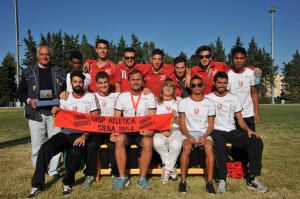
[163,85,173,88]
[191,83,203,88]
[199,55,211,59]
[124,56,135,60]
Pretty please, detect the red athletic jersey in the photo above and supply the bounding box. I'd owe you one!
[144,64,182,97]
[89,60,121,92]
[191,61,229,95]
[120,63,152,92]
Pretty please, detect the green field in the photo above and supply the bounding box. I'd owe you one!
[0,105,299,199]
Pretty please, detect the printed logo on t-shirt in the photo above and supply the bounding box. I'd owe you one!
[217,103,222,109]
[102,101,106,107]
[194,108,199,115]
[106,69,112,75]
[73,106,77,112]
[160,74,166,80]
[212,70,217,76]
[238,81,243,87]
[166,106,171,111]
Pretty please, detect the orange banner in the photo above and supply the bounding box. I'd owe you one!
[54,109,173,133]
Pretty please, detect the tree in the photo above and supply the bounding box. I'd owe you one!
[227,36,244,65]
[49,31,64,67]
[79,34,96,62]
[63,33,80,68]
[131,34,143,63]
[212,37,226,62]
[22,29,37,67]
[282,49,300,102]
[116,36,126,61]
[0,52,16,106]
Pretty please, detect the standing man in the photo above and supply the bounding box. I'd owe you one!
[111,70,156,191]
[178,76,216,194]
[205,72,268,193]
[172,55,191,97]
[89,39,122,92]
[16,46,66,178]
[27,71,98,198]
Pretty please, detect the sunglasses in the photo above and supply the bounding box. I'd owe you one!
[199,55,211,59]
[124,56,135,60]
[191,83,203,88]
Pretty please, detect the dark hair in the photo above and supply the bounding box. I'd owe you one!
[96,71,110,82]
[152,48,164,58]
[70,70,85,81]
[96,39,109,49]
[128,69,143,81]
[231,46,247,58]
[124,47,136,55]
[190,75,203,85]
[214,72,228,82]
[69,50,83,61]
[174,55,187,66]
[195,45,211,58]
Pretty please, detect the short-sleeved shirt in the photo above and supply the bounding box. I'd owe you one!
[205,92,242,132]
[60,91,99,134]
[115,91,156,116]
[144,64,182,97]
[191,61,229,95]
[227,67,255,118]
[94,92,119,116]
[156,97,181,130]
[66,72,91,93]
[120,63,152,92]
[178,97,215,132]
[89,60,122,92]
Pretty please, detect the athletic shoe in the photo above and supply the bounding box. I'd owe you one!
[112,176,119,190]
[206,181,216,194]
[161,167,170,184]
[52,173,60,181]
[137,177,152,190]
[170,169,178,181]
[114,176,130,191]
[247,177,269,193]
[81,176,95,189]
[217,179,226,193]
[178,181,187,193]
[62,185,72,196]
[27,187,42,198]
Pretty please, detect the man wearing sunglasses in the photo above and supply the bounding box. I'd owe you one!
[178,76,216,194]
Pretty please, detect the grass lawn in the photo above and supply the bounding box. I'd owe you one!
[0,105,299,199]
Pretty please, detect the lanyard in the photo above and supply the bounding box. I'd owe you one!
[130,91,142,116]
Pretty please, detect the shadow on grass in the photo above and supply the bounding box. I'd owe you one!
[0,136,30,149]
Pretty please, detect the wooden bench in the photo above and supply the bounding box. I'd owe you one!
[96,143,232,181]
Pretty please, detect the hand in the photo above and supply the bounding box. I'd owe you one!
[83,62,90,72]
[185,74,191,88]
[198,135,206,145]
[142,87,152,95]
[110,133,119,142]
[140,130,154,137]
[59,91,69,100]
[254,113,260,124]
[247,129,260,138]
[161,131,171,137]
[187,135,196,144]
[29,98,38,109]
[73,135,87,147]
[51,106,60,114]
[117,60,124,65]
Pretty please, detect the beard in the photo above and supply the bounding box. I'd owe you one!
[72,86,84,94]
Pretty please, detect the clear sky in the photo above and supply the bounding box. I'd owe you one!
[1,0,299,73]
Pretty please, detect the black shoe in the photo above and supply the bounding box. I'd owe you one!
[179,181,187,193]
[62,185,72,196]
[52,173,60,180]
[27,187,42,198]
[206,181,216,194]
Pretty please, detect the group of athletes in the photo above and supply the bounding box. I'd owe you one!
[19,39,269,198]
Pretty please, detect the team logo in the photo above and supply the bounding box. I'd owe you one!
[106,69,111,75]
[160,74,166,80]
[102,101,107,107]
[72,106,77,112]
[166,106,171,111]
[217,103,222,109]
[211,70,217,76]
[194,108,199,115]
[238,81,243,87]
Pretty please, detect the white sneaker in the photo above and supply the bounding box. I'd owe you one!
[217,179,226,193]
[161,167,170,184]
[170,169,178,181]
[247,177,269,193]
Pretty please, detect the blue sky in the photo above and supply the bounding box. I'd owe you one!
[1,0,299,73]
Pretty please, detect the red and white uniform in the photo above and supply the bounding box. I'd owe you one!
[227,67,255,118]
[191,61,229,94]
[115,91,156,116]
[89,60,122,92]
[178,97,215,132]
[144,64,182,97]
[205,92,242,132]
[66,72,91,93]
[60,92,99,134]
[156,97,181,130]
[94,92,119,116]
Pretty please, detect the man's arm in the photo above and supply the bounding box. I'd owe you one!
[140,109,156,137]
[199,116,215,145]
[179,112,196,144]
[114,82,121,92]
[251,86,259,123]
[235,112,258,138]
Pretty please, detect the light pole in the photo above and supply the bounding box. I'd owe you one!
[14,0,20,87]
[268,6,277,104]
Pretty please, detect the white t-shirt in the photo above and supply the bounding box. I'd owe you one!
[94,92,119,116]
[66,72,91,93]
[156,97,181,130]
[227,68,255,118]
[115,91,156,116]
[60,91,99,134]
[205,92,242,132]
[178,97,215,132]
